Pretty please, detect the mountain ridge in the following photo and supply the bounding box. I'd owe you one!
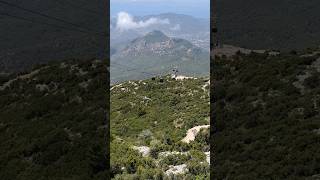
[117,30,202,58]
[111,30,209,83]
[110,12,209,50]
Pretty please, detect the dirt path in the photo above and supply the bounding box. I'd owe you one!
[181,125,210,143]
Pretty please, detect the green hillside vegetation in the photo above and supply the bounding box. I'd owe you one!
[0,59,109,179]
[212,50,320,179]
[111,76,210,179]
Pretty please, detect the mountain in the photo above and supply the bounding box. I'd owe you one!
[0,58,109,179]
[111,75,210,179]
[118,30,200,57]
[217,0,320,50]
[0,0,107,73]
[213,49,320,178]
[110,13,209,50]
[111,31,209,83]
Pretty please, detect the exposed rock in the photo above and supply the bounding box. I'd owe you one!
[60,62,68,68]
[165,164,188,176]
[204,151,210,164]
[132,146,150,157]
[158,151,189,158]
[293,72,311,94]
[181,125,210,143]
[36,84,49,92]
[174,75,197,80]
[69,95,82,104]
[78,79,92,89]
[313,128,320,135]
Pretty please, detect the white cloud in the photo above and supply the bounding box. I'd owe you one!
[116,11,170,31]
[170,24,181,31]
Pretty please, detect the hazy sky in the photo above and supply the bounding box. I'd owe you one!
[110,0,210,19]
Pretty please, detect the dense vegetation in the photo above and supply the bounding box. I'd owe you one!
[0,59,109,179]
[111,76,210,179]
[212,50,320,179]
[217,0,320,51]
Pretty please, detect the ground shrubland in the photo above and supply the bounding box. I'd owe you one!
[212,50,320,179]
[0,59,109,179]
[111,75,210,179]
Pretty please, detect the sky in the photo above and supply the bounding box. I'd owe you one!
[110,0,210,19]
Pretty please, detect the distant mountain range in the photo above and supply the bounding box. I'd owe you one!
[217,0,320,51]
[111,30,209,84]
[111,13,209,50]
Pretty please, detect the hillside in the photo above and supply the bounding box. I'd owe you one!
[0,0,107,73]
[217,0,320,50]
[111,31,209,83]
[0,59,109,179]
[110,75,210,179]
[212,49,320,179]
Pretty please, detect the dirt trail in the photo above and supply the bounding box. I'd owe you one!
[181,125,210,143]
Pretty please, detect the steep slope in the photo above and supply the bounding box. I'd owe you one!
[212,50,320,179]
[111,31,209,83]
[0,58,108,179]
[111,76,210,179]
[217,0,320,50]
